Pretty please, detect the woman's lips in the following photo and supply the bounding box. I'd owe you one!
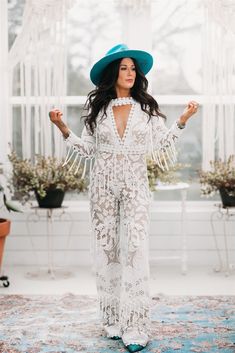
[126,79,133,82]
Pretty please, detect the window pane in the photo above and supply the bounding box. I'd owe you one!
[67,106,85,135]
[151,0,203,94]
[152,103,215,201]
[12,105,86,157]
[8,0,25,96]
[12,106,22,156]
[8,0,25,50]
[67,0,122,95]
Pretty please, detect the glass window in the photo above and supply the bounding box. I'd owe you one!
[151,0,203,95]
[12,106,22,156]
[67,0,122,95]
[66,105,85,135]
[7,0,213,202]
[8,0,25,50]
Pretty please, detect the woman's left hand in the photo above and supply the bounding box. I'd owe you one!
[180,100,199,124]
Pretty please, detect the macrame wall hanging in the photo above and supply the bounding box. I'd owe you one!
[202,0,235,170]
[8,0,74,160]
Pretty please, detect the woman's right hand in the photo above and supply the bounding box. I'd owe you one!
[49,108,63,125]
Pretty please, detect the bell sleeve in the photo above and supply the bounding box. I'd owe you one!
[148,116,184,171]
[62,124,97,178]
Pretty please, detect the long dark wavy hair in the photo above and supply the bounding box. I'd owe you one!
[81,57,166,134]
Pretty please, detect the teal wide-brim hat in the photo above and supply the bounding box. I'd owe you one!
[90,43,153,86]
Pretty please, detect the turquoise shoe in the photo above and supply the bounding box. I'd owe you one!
[111,335,121,340]
[126,344,145,352]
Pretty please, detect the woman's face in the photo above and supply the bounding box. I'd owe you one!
[115,57,136,91]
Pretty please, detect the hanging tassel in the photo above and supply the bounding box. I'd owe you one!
[155,149,165,171]
[68,151,79,172]
[169,139,177,162]
[74,155,83,175]
[89,158,94,185]
[81,158,87,179]
[161,150,169,171]
[62,146,75,166]
[149,128,165,170]
[164,145,175,166]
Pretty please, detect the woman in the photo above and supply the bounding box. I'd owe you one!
[49,43,198,352]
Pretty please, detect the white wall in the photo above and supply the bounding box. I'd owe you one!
[2,201,235,272]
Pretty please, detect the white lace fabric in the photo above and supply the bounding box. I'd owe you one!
[63,98,183,342]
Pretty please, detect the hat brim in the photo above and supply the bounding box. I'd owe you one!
[90,49,153,86]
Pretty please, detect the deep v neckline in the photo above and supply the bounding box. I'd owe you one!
[110,101,136,144]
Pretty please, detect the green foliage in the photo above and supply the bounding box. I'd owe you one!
[8,151,88,204]
[146,158,187,191]
[199,155,235,197]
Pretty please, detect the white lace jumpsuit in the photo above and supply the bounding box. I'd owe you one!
[63,98,183,340]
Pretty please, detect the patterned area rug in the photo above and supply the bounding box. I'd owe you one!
[0,293,234,353]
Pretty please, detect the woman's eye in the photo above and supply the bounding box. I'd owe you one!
[120,67,136,71]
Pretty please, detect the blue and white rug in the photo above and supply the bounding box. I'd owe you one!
[0,293,234,352]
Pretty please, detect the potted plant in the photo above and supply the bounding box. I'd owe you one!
[147,158,187,192]
[0,167,22,287]
[199,155,235,207]
[8,151,88,208]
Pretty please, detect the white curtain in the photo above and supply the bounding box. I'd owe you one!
[8,0,74,160]
[202,0,235,170]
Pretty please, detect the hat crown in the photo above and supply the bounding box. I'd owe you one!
[106,43,129,57]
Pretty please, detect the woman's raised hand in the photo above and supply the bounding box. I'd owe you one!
[181,101,199,122]
[48,108,63,124]
[48,108,69,138]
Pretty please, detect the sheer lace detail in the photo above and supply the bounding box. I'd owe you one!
[63,101,183,181]
[90,165,151,335]
[63,99,184,337]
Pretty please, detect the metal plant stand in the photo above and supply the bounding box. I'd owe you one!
[26,206,74,280]
[210,203,235,276]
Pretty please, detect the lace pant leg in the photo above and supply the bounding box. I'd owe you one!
[119,182,151,336]
[90,181,122,332]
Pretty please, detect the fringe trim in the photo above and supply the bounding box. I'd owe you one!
[62,146,95,181]
[97,294,151,333]
[63,123,98,181]
[149,123,178,171]
[98,294,120,326]
[119,298,151,334]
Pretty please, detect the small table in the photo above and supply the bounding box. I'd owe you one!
[26,206,74,279]
[210,203,235,276]
[150,182,189,275]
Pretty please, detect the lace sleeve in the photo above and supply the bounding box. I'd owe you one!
[63,124,97,177]
[148,116,184,171]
